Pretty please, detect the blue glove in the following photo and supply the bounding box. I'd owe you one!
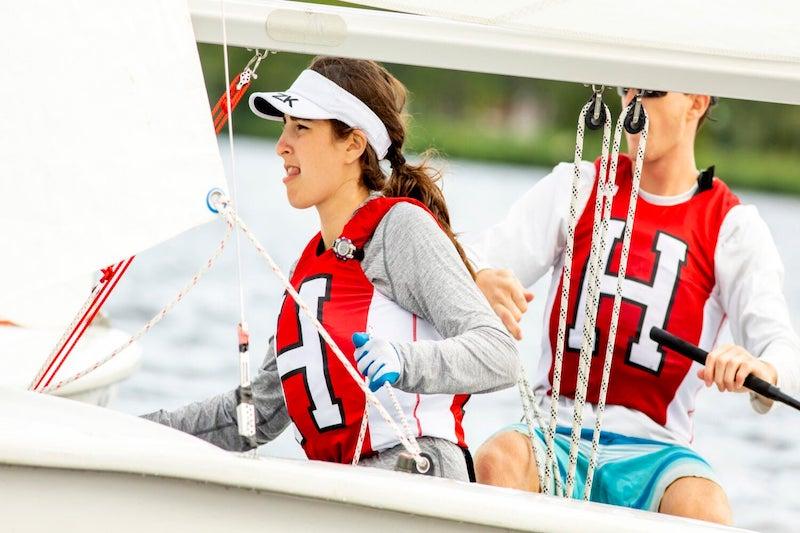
[352,332,401,392]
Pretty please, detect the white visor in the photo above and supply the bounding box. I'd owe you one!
[249,69,391,159]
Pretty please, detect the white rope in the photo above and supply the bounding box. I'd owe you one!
[517,373,563,494]
[564,100,613,499]
[29,274,102,390]
[352,406,370,465]
[352,381,423,465]
[215,196,428,468]
[219,0,246,325]
[543,103,586,495]
[583,103,649,498]
[42,221,234,393]
[545,96,611,496]
[219,1,261,456]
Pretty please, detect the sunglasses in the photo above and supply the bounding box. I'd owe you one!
[616,88,668,98]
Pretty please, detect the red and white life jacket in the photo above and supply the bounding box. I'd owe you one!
[540,155,740,440]
[275,197,469,463]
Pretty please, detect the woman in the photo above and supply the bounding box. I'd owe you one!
[144,57,518,481]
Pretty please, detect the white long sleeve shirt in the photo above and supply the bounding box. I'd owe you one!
[469,159,800,444]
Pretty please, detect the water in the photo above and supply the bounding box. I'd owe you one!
[107,137,800,531]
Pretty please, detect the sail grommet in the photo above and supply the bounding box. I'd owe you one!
[206,188,226,213]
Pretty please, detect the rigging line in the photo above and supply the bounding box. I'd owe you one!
[564,99,613,499]
[544,96,609,496]
[214,195,428,469]
[220,0,246,326]
[543,103,584,496]
[42,222,234,394]
[220,0,258,455]
[29,258,132,392]
[583,104,649,499]
[517,373,550,494]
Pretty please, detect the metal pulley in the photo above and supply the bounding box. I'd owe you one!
[624,91,646,134]
[584,85,607,130]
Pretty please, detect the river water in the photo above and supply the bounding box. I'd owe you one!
[107,137,800,531]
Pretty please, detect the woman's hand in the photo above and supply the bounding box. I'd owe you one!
[353,332,402,392]
[475,268,533,340]
[699,344,778,400]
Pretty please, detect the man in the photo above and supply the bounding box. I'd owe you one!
[469,89,800,524]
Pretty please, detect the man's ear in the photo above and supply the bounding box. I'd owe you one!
[343,129,368,164]
[688,94,712,123]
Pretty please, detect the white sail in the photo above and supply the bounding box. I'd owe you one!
[190,0,800,105]
[0,0,227,305]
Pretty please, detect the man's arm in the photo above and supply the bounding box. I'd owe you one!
[713,205,800,412]
[463,161,596,338]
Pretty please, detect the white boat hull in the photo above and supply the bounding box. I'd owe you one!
[0,326,141,406]
[0,388,747,532]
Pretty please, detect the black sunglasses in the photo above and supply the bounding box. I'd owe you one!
[616,88,668,98]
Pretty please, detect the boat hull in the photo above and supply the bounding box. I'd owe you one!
[0,389,746,533]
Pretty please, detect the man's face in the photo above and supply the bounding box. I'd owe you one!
[620,90,700,164]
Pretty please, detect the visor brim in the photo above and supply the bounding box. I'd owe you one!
[249,92,337,122]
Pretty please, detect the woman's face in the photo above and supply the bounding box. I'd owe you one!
[275,116,355,209]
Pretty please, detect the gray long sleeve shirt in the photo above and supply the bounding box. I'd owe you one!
[143,201,518,451]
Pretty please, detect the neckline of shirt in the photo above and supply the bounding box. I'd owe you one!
[638,182,699,206]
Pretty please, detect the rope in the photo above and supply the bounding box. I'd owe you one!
[32,45,266,397]
[517,374,560,494]
[544,95,611,496]
[211,50,269,135]
[564,99,613,499]
[214,196,428,469]
[583,103,649,498]
[41,221,233,393]
[219,0,257,452]
[352,407,370,465]
[29,257,134,392]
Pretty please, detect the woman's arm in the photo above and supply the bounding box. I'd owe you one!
[141,338,291,451]
[362,202,518,395]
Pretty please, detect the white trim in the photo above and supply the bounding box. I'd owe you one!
[639,184,699,206]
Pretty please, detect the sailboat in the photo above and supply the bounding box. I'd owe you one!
[2,0,797,530]
[0,275,142,405]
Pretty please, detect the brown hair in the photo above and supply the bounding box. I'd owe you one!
[309,56,476,279]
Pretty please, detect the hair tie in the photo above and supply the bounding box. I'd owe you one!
[390,148,406,168]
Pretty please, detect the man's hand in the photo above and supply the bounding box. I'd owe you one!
[475,268,533,341]
[699,344,778,403]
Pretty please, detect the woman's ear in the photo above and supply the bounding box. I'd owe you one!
[343,129,368,164]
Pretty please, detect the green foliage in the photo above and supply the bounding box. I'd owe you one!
[199,44,800,194]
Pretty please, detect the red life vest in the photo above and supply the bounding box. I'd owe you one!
[275,197,469,463]
[545,155,740,434]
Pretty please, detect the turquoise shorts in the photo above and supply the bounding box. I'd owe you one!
[511,424,718,512]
